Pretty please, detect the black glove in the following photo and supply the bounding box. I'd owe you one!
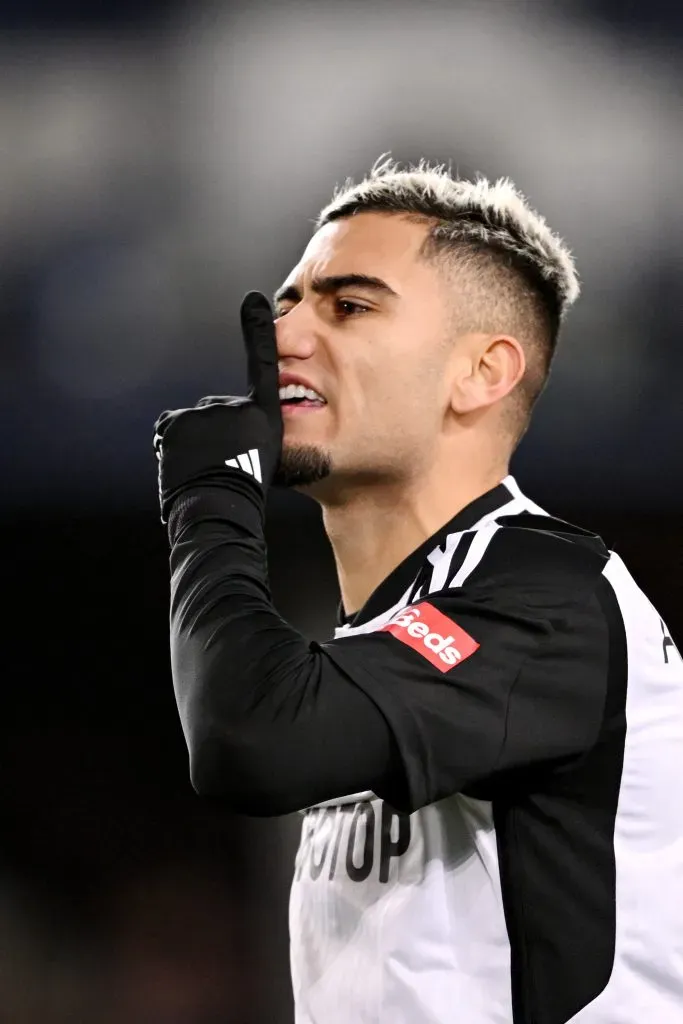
[154,291,281,525]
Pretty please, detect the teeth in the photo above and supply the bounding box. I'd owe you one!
[278,383,326,403]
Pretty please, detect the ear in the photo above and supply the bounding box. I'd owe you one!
[448,334,526,415]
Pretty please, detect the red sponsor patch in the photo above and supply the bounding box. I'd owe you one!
[380,602,479,673]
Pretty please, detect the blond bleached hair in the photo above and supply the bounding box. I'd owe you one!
[317,156,580,437]
[317,155,580,318]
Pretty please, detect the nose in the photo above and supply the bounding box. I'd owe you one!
[275,305,319,362]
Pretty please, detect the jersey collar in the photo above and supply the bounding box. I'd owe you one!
[337,477,518,629]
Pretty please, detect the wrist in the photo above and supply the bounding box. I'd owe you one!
[167,480,265,546]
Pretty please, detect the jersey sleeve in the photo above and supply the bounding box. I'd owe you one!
[320,526,611,811]
[167,488,612,816]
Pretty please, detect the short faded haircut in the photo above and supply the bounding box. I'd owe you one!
[317,157,580,443]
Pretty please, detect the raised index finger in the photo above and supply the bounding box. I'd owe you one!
[240,290,279,416]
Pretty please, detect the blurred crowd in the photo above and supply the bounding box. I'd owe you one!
[2,0,682,511]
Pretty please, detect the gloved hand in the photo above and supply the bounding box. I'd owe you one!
[154,291,281,525]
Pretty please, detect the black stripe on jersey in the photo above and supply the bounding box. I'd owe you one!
[495,575,627,1024]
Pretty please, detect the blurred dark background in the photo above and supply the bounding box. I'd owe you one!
[2,0,682,1020]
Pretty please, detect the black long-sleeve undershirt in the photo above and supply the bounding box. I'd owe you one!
[167,487,610,818]
[168,489,406,815]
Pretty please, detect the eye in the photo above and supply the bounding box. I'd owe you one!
[334,298,370,318]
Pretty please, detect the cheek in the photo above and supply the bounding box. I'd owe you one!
[378,349,446,409]
[332,324,448,434]
[349,364,443,445]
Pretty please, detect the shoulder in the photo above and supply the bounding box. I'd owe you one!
[490,512,609,576]
[426,512,611,609]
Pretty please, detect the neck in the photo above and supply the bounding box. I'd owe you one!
[319,459,509,616]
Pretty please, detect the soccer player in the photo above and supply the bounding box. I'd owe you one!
[154,160,683,1024]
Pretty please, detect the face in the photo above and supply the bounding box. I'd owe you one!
[273,212,458,494]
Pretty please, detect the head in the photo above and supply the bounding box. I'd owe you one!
[273,157,579,498]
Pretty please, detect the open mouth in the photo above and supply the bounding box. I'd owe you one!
[278,383,327,410]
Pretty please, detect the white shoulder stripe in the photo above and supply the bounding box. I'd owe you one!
[500,474,550,517]
[468,476,550,531]
[450,523,501,588]
[426,532,465,592]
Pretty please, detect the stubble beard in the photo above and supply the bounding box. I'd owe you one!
[273,443,333,489]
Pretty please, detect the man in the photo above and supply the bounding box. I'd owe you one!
[154,159,683,1024]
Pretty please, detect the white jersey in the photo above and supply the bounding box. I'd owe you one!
[289,476,683,1023]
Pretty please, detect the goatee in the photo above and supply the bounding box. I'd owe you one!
[274,444,333,488]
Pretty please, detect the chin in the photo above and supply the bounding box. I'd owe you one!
[274,444,333,489]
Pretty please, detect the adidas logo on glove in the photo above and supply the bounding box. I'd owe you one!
[225,449,262,483]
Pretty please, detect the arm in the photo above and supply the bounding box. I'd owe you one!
[167,488,610,816]
[168,489,405,815]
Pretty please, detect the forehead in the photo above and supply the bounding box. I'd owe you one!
[285,212,435,290]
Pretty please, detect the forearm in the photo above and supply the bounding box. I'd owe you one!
[167,487,402,815]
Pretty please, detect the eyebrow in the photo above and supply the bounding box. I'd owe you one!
[273,273,398,307]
